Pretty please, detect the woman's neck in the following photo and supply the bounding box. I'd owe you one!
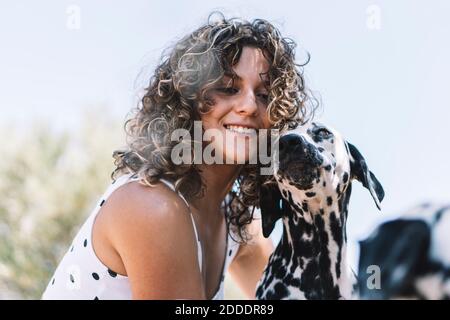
[190,163,242,221]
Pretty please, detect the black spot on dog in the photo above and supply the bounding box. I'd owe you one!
[299,259,321,299]
[343,172,349,183]
[329,211,343,279]
[285,191,303,215]
[302,201,309,212]
[256,285,264,298]
[336,184,341,197]
[306,192,316,197]
[327,197,333,206]
[274,282,289,299]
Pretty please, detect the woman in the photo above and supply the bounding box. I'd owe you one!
[42,13,313,300]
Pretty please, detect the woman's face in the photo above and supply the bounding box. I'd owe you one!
[200,46,272,164]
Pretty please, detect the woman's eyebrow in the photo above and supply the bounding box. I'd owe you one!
[223,73,270,87]
[217,76,234,87]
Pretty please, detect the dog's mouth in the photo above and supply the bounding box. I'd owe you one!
[277,151,324,190]
[278,162,321,189]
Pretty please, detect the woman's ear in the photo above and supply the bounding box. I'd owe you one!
[259,184,285,238]
[346,141,385,210]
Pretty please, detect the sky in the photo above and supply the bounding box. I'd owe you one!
[1,0,449,268]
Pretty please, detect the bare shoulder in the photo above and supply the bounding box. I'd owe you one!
[103,179,191,229]
[97,179,204,299]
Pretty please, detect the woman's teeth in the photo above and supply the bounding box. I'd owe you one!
[225,125,257,135]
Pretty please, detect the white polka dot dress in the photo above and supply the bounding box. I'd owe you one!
[41,173,241,300]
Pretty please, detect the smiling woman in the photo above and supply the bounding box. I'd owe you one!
[200,46,272,164]
[41,11,317,300]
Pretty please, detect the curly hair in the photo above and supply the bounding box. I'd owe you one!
[111,12,317,243]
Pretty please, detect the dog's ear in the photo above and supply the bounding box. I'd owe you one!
[358,219,431,299]
[259,184,285,238]
[346,142,385,210]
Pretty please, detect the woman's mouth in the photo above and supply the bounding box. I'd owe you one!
[224,124,257,136]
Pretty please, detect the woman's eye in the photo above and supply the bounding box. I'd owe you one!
[257,93,269,102]
[216,87,238,95]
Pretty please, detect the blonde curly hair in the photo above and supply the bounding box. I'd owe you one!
[111,12,317,243]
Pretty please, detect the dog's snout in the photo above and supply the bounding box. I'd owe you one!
[279,134,303,153]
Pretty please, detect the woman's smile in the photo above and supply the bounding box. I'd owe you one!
[224,124,258,136]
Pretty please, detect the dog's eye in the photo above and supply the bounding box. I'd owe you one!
[315,127,332,139]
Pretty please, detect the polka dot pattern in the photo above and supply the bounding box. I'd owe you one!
[108,269,117,278]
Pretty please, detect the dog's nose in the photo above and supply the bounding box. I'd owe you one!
[279,134,303,153]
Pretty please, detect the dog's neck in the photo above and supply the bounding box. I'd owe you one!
[280,184,354,299]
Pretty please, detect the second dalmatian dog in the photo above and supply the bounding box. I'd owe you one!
[255,121,385,299]
[358,202,450,299]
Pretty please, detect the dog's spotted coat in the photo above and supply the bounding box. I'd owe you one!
[256,122,384,300]
[358,203,450,300]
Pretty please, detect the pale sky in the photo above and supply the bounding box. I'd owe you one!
[1,0,449,267]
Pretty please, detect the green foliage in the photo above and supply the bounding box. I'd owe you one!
[0,109,124,299]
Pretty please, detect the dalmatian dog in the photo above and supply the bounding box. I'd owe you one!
[255,121,384,300]
[358,203,450,299]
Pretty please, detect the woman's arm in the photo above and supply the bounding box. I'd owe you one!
[106,182,206,299]
[227,214,275,299]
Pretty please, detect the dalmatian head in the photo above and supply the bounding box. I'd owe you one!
[259,121,385,238]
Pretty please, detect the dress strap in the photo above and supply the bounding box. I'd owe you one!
[159,178,203,272]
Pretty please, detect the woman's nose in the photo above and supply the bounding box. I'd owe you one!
[234,89,258,116]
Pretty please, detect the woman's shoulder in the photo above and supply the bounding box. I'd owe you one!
[108,178,191,223]
[97,178,195,247]
[94,178,204,298]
